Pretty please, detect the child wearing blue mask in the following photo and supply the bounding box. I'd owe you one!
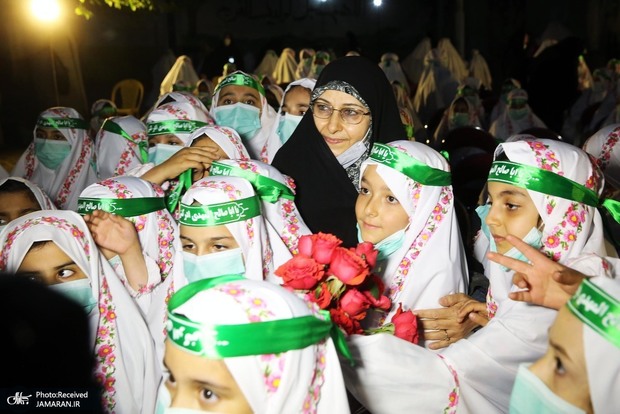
[179,176,291,284]
[354,141,467,345]
[0,210,160,414]
[211,71,279,162]
[341,138,611,413]
[11,107,97,210]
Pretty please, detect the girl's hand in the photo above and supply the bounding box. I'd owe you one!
[142,146,222,184]
[83,210,138,258]
[415,293,487,350]
[487,234,586,310]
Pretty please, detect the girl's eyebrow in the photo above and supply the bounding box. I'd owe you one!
[498,189,528,198]
[54,261,76,270]
[180,235,194,242]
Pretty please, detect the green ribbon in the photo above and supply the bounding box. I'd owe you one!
[102,119,148,163]
[567,278,620,349]
[488,161,599,207]
[602,198,620,224]
[167,275,353,362]
[179,195,261,226]
[215,73,265,96]
[166,169,192,214]
[209,161,294,203]
[147,120,207,136]
[77,197,165,217]
[37,117,89,130]
[369,143,452,186]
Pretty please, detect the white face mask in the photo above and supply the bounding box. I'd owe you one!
[148,144,183,165]
[182,248,245,282]
[276,113,303,144]
[336,137,369,168]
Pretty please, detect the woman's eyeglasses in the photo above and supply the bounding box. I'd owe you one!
[310,102,370,125]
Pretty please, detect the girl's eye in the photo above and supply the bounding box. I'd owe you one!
[58,268,76,278]
[200,388,219,403]
[387,195,399,204]
[182,243,196,252]
[222,99,234,105]
[359,187,370,195]
[212,244,229,252]
[506,203,519,210]
[52,133,65,141]
[244,99,256,106]
[165,371,177,386]
[299,110,306,116]
[554,356,566,375]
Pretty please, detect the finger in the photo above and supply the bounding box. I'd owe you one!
[456,301,486,321]
[414,308,452,320]
[508,290,533,303]
[553,269,586,286]
[438,293,471,307]
[468,312,489,327]
[427,339,450,350]
[487,251,531,274]
[512,273,529,289]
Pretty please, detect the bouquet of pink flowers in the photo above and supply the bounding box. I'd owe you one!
[275,232,419,343]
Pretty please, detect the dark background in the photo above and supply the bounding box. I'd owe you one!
[1,0,620,153]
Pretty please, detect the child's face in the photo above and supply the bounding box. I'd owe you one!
[0,191,40,225]
[355,165,409,244]
[17,241,88,285]
[486,181,540,254]
[217,85,262,112]
[163,339,252,413]
[180,224,239,256]
[312,90,371,157]
[529,307,592,413]
[35,127,65,141]
[281,86,311,116]
[148,134,184,147]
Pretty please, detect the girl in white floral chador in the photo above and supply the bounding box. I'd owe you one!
[156,276,351,413]
[0,210,160,413]
[342,138,611,413]
[355,141,467,343]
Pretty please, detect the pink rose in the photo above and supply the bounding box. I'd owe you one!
[275,255,324,290]
[354,242,378,269]
[340,288,372,320]
[329,247,370,286]
[391,304,419,344]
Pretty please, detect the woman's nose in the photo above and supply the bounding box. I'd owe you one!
[327,110,343,133]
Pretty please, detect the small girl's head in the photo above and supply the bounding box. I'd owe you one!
[582,124,620,195]
[482,138,604,262]
[0,178,43,226]
[511,276,620,414]
[33,107,88,170]
[179,176,265,282]
[160,277,348,413]
[281,84,313,116]
[186,126,250,181]
[356,141,452,245]
[146,102,210,148]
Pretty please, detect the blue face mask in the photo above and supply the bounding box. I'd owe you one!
[476,204,543,271]
[182,248,245,282]
[212,103,261,141]
[34,137,71,170]
[276,113,303,144]
[49,278,97,315]
[509,363,586,414]
[450,112,470,128]
[148,144,183,166]
[357,224,406,261]
[509,107,529,120]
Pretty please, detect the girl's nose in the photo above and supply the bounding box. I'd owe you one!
[485,204,499,228]
[364,197,379,217]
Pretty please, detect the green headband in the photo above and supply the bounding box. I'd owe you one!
[215,73,265,96]
[167,275,352,361]
[369,143,452,186]
[77,197,166,217]
[209,162,294,203]
[179,196,261,226]
[147,120,208,136]
[102,119,148,163]
[488,161,599,207]
[37,117,89,130]
[567,278,620,349]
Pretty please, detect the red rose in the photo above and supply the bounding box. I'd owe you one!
[329,247,370,286]
[361,274,390,310]
[330,307,363,335]
[275,255,324,290]
[313,282,333,309]
[391,304,419,344]
[340,288,372,320]
[298,233,343,264]
[354,241,378,269]
[363,290,391,311]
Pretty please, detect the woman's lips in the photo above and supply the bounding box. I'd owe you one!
[323,136,346,145]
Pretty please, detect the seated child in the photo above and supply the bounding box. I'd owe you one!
[355,141,467,344]
[0,210,160,413]
[0,176,56,228]
[179,176,292,283]
[157,276,351,413]
[11,107,97,210]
